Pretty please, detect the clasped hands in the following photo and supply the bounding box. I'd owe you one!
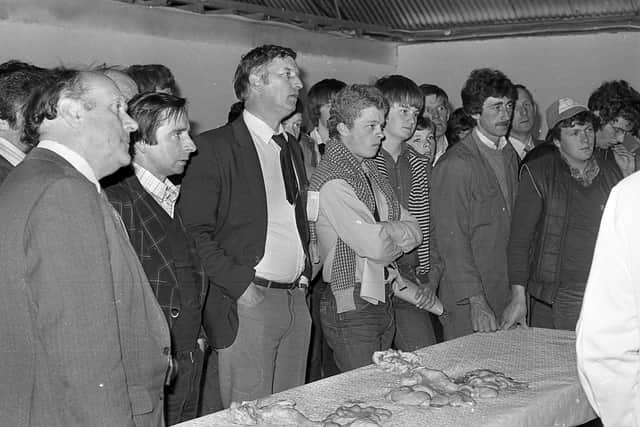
[469,285,528,333]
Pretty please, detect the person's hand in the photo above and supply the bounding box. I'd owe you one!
[612,144,637,177]
[469,294,497,333]
[414,285,437,310]
[499,285,528,330]
[237,282,264,307]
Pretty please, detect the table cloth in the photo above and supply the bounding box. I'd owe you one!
[177,328,596,427]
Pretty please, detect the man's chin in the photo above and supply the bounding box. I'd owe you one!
[118,152,132,168]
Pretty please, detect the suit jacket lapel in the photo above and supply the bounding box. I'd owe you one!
[232,117,267,215]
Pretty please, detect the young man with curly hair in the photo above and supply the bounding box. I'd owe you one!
[309,84,421,372]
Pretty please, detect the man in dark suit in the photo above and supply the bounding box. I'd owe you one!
[507,84,544,161]
[179,44,311,407]
[0,61,54,185]
[0,70,170,426]
[105,92,236,424]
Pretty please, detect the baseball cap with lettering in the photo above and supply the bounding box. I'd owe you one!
[546,97,588,130]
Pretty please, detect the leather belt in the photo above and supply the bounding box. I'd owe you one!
[253,276,306,290]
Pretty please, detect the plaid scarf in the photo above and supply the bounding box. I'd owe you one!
[562,154,600,187]
[309,140,401,310]
[373,147,431,275]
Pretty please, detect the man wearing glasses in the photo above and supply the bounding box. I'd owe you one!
[431,68,519,340]
[588,80,639,178]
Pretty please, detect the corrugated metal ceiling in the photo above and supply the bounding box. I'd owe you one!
[116,0,640,42]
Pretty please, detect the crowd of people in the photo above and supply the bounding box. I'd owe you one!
[0,44,639,426]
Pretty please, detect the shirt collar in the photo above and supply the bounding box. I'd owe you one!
[133,163,180,204]
[310,127,323,145]
[0,136,26,167]
[37,140,101,193]
[509,134,534,150]
[475,128,508,150]
[243,109,285,144]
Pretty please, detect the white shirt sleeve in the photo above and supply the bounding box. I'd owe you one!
[576,174,640,427]
[319,179,419,263]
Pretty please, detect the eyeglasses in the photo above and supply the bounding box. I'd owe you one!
[486,102,514,115]
[424,105,449,118]
[608,123,633,138]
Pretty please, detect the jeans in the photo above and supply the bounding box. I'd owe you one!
[320,283,394,373]
[165,347,204,425]
[392,296,437,351]
[218,286,311,408]
[530,283,586,330]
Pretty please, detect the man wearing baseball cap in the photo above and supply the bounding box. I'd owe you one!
[501,97,622,330]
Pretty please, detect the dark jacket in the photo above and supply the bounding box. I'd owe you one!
[508,148,621,303]
[106,173,237,349]
[0,154,14,186]
[431,131,519,315]
[594,146,638,178]
[177,116,310,302]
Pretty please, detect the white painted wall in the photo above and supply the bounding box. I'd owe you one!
[0,0,396,132]
[398,32,640,135]
[2,0,638,136]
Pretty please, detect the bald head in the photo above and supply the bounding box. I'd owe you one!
[103,69,138,102]
[24,70,138,178]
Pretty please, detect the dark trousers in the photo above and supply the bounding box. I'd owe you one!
[320,283,395,373]
[530,282,586,331]
[198,346,224,416]
[392,296,437,351]
[165,347,204,425]
[307,280,339,382]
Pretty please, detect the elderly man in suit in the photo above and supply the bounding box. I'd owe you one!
[179,44,311,407]
[0,69,170,426]
[105,92,236,423]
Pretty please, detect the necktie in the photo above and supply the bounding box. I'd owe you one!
[272,133,299,205]
[273,133,310,275]
[162,185,179,205]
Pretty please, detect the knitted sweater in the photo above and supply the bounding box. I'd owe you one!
[309,140,401,311]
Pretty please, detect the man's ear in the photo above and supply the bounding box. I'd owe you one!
[337,122,350,137]
[57,98,84,129]
[248,72,264,92]
[0,119,10,132]
[471,112,480,122]
[552,137,561,149]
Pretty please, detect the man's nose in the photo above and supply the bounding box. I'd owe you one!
[291,75,303,90]
[184,135,196,153]
[122,112,138,132]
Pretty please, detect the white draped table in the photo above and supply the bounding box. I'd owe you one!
[177,328,596,427]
